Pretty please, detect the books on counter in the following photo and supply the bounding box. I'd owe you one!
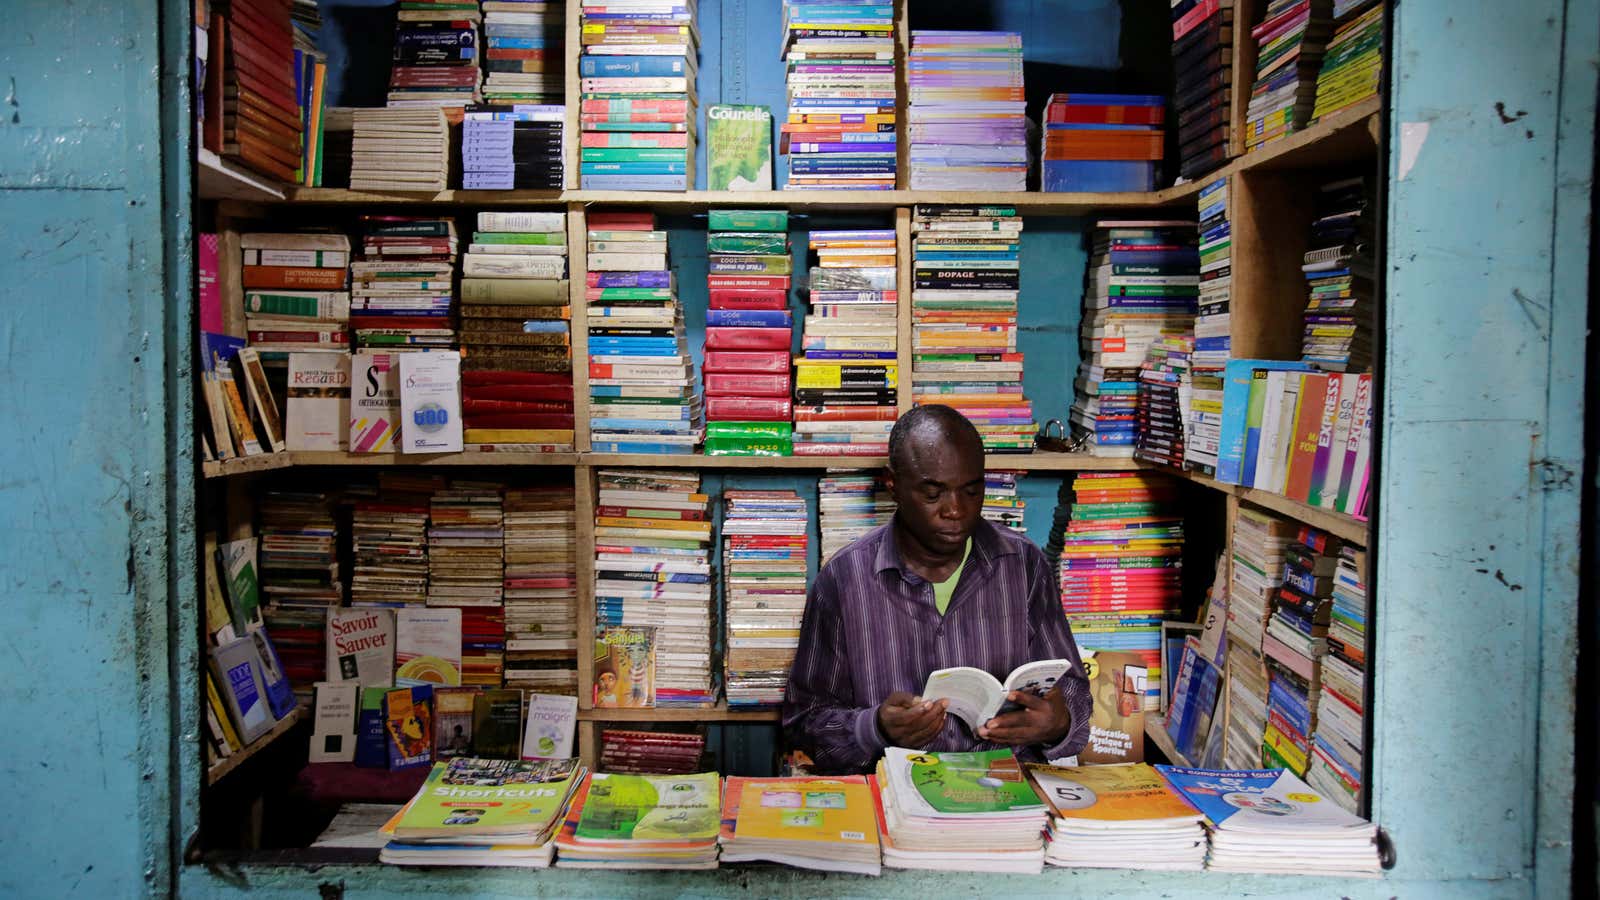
[875,748,1048,873]
[601,728,706,775]
[818,474,893,566]
[1028,762,1207,870]
[719,775,882,875]
[1171,1,1235,179]
[462,105,565,190]
[1244,0,1334,152]
[780,2,897,191]
[1311,3,1383,123]
[482,1,565,106]
[380,757,585,868]
[502,485,580,696]
[703,210,795,455]
[386,10,481,111]
[578,0,699,190]
[1300,176,1374,373]
[721,490,809,707]
[555,771,720,868]
[1041,93,1164,192]
[907,31,1026,191]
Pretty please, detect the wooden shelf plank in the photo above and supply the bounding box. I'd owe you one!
[203,450,581,476]
[1144,716,1193,768]
[205,707,306,786]
[201,452,294,479]
[197,149,286,202]
[1234,98,1382,174]
[578,703,781,724]
[1173,469,1368,546]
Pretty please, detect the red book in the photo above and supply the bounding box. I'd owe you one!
[704,372,789,397]
[462,370,572,387]
[708,290,788,310]
[581,98,688,114]
[793,405,897,422]
[596,506,706,521]
[704,327,791,351]
[248,329,348,345]
[461,413,576,429]
[706,275,791,291]
[706,396,792,421]
[586,211,656,230]
[462,399,573,415]
[582,131,689,148]
[1046,102,1165,125]
[463,386,575,404]
[702,350,790,374]
[1282,373,1329,503]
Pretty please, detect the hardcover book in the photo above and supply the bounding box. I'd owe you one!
[707,104,773,191]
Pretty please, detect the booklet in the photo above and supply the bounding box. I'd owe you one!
[921,659,1073,730]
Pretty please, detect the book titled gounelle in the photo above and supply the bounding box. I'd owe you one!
[707,105,773,192]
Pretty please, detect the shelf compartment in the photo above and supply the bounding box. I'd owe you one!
[205,707,306,786]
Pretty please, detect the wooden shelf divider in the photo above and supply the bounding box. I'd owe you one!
[205,707,307,786]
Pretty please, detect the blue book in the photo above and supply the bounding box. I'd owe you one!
[384,684,434,770]
[486,36,549,48]
[801,350,897,361]
[580,56,692,77]
[249,631,298,721]
[1055,92,1164,106]
[589,418,697,433]
[353,686,389,769]
[706,309,792,328]
[589,440,697,454]
[581,162,688,175]
[1215,359,1314,484]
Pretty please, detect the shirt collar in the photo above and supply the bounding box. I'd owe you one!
[874,516,1015,578]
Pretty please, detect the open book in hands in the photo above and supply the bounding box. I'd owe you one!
[921,659,1074,732]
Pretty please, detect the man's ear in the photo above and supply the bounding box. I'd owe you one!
[882,464,895,496]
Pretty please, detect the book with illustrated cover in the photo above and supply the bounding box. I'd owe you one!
[522,693,578,760]
[392,757,585,840]
[325,608,395,686]
[472,689,525,759]
[216,537,263,634]
[707,105,773,191]
[350,352,401,453]
[395,607,463,688]
[574,771,721,842]
[433,686,478,760]
[592,626,655,708]
[385,685,435,769]
[286,351,351,451]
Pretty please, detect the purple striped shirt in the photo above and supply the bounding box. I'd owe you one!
[782,518,1093,774]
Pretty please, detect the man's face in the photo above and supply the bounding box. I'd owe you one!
[886,429,984,559]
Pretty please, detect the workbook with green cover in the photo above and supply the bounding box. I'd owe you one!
[392,757,585,841]
[706,104,773,191]
[574,772,721,842]
[884,747,1047,817]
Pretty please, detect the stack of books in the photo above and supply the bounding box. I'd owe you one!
[502,486,580,697]
[578,0,698,190]
[1171,2,1236,179]
[1040,93,1165,192]
[462,105,565,190]
[912,206,1033,452]
[387,11,481,111]
[428,484,506,687]
[482,0,565,105]
[720,775,882,874]
[350,215,459,352]
[703,211,795,456]
[206,0,303,183]
[349,107,450,192]
[380,757,585,868]
[817,474,893,565]
[592,469,714,708]
[1028,762,1207,871]
[1222,507,1296,770]
[1301,176,1374,372]
[349,474,435,607]
[1188,177,1234,474]
[981,471,1026,534]
[780,2,897,190]
[721,490,809,708]
[1244,0,1333,152]
[600,728,705,775]
[586,211,701,454]
[1058,473,1184,710]
[258,490,340,693]
[1310,544,1367,813]
[906,31,1027,191]
[555,771,720,868]
[875,748,1047,873]
[1134,333,1196,468]
[1311,2,1383,123]
[240,232,351,354]
[1261,526,1341,776]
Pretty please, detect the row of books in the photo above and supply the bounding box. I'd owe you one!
[1245,0,1385,153]
[907,31,1026,191]
[382,1,567,112]
[781,2,897,191]
[702,211,796,453]
[1042,93,1165,192]
[1171,1,1233,180]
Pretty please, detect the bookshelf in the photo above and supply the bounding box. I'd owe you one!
[205,707,307,787]
[1144,717,1193,769]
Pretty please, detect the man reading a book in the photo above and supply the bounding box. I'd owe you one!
[783,405,1094,773]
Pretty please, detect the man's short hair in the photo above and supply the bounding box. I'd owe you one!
[887,404,983,471]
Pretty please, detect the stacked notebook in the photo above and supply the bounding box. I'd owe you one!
[380,757,584,867]
[600,728,705,775]
[1171,1,1236,179]
[1311,2,1383,122]
[1222,507,1297,770]
[875,748,1047,874]
[780,1,897,190]
[387,11,481,110]
[578,0,698,190]
[721,490,809,708]
[1300,175,1374,372]
[981,471,1027,534]
[462,105,565,190]
[1040,93,1164,192]
[1244,0,1334,152]
[719,775,882,875]
[428,484,506,687]
[554,771,720,868]
[1309,544,1368,813]
[1188,177,1234,473]
[482,0,565,105]
[1028,762,1206,870]
[239,232,351,354]
[349,473,436,607]
[502,485,580,696]
[349,107,450,192]
[350,215,458,352]
[906,31,1027,191]
[703,210,795,455]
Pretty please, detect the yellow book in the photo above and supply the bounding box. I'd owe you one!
[733,779,878,845]
[1025,763,1201,823]
[595,516,713,536]
[462,428,574,444]
[205,671,243,751]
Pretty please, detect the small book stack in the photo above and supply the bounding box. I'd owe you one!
[817,473,893,566]
[721,490,809,708]
[586,211,701,455]
[1040,93,1165,192]
[981,471,1026,534]
[208,0,303,182]
[555,771,721,868]
[578,0,698,190]
[381,757,585,868]
[258,490,341,693]
[1311,2,1383,123]
[386,6,481,111]
[502,485,580,696]
[481,0,565,105]
[1222,507,1296,770]
[1134,333,1197,468]
[906,31,1027,191]
[875,748,1047,874]
[1300,176,1374,372]
[1171,1,1236,180]
[240,232,352,354]
[1309,544,1367,813]
[1261,526,1340,776]
[592,469,714,708]
[1244,0,1334,152]
[428,484,507,687]
[462,105,565,190]
[780,2,897,190]
[349,473,437,607]
[1027,762,1207,871]
[720,775,882,874]
[349,107,450,192]
[600,729,705,775]
[703,210,795,456]
[1188,177,1234,474]
[350,215,459,351]
[792,227,899,455]
[911,206,1034,452]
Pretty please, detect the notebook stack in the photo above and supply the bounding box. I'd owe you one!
[1311,2,1383,123]
[380,758,585,868]
[1171,1,1236,179]
[462,105,565,190]
[593,470,715,707]
[817,473,893,566]
[1309,544,1367,813]
[1222,507,1297,770]
[875,748,1047,874]
[257,490,340,693]
[481,1,565,105]
[779,1,897,190]
[578,0,698,190]
[554,771,720,868]
[1058,473,1185,711]
[906,31,1027,191]
[720,775,882,874]
[1187,177,1234,474]
[586,212,700,454]
[721,490,809,709]
[210,0,303,182]
[911,206,1034,452]
[1244,0,1333,152]
[703,210,795,456]
[502,486,580,696]
[1301,176,1375,372]
[1134,333,1196,468]
[239,232,352,354]
[427,483,506,687]
[1040,93,1165,192]
[349,473,437,608]
[350,215,459,352]
[600,729,706,775]
[981,471,1027,534]
[1261,526,1341,777]
[386,10,481,111]
[1027,763,1207,871]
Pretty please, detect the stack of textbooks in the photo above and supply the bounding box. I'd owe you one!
[721,490,810,708]
[1244,0,1333,152]
[779,2,897,190]
[906,31,1027,191]
[592,469,714,707]
[502,486,580,696]
[349,473,436,607]
[428,484,507,687]
[206,0,303,183]
[578,0,699,191]
[1027,762,1207,871]
[1134,333,1196,468]
[1158,766,1381,876]
[1040,93,1165,192]
[817,473,893,566]
[703,211,795,455]
[792,228,899,455]
[555,771,720,868]
[387,11,481,111]
[1222,507,1296,770]
[350,215,459,352]
[1171,1,1236,179]
[585,211,701,454]
[981,471,1026,534]
[1188,177,1234,473]
[380,757,585,868]
[481,0,565,105]
[462,105,565,190]
[239,232,351,354]
[720,775,882,874]
[912,206,1034,452]
[1311,2,1383,123]
[1310,545,1367,812]
[875,748,1047,873]
[600,728,706,775]
[1261,526,1340,776]
[258,490,340,692]
[349,107,451,192]
[1301,176,1374,372]
[1058,473,1184,710]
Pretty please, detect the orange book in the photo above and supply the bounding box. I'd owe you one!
[1026,763,1201,822]
[1282,373,1330,503]
[242,264,348,290]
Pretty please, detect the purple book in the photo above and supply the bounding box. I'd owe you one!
[589,271,672,288]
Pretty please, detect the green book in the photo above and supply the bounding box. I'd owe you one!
[886,748,1045,815]
[473,232,566,246]
[216,537,262,633]
[574,773,720,841]
[703,438,793,457]
[707,209,788,232]
[706,104,773,191]
[705,421,792,439]
[706,233,790,255]
[391,758,583,840]
[581,148,689,163]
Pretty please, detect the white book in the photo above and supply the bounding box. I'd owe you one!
[286,352,352,451]
[325,608,395,686]
[477,211,565,233]
[309,682,359,763]
[395,607,463,687]
[350,352,401,452]
[588,252,669,271]
[398,351,463,453]
[521,693,578,759]
[922,659,1075,731]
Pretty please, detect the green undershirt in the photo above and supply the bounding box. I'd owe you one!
[930,538,973,616]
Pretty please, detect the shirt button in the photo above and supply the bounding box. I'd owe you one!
[935,627,945,638]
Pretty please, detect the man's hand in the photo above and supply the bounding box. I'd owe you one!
[877,691,948,748]
[976,683,1070,747]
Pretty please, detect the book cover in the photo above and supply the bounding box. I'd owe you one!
[1282,373,1329,503]
[592,626,655,708]
[1079,649,1148,765]
[210,635,275,744]
[392,757,583,840]
[433,686,479,760]
[250,629,298,720]
[396,607,463,687]
[385,684,435,769]
[325,608,395,686]
[707,104,773,191]
[1216,359,1313,484]
[286,351,351,451]
[573,772,721,841]
[1154,766,1375,834]
[883,748,1045,816]
[522,693,578,760]
[472,688,526,759]
[398,350,464,453]
[1025,762,1202,822]
[216,537,263,634]
[354,686,390,768]
[733,778,878,845]
[350,352,402,452]
[309,681,358,764]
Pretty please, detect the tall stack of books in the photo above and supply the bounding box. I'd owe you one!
[1261,526,1340,777]
[502,485,580,696]
[876,748,1047,873]
[462,105,565,190]
[1171,1,1236,179]
[780,2,897,191]
[1188,177,1234,474]
[703,211,795,456]
[818,473,893,566]
[350,215,459,352]
[381,758,584,868]
[578,0,698,191]
[1311,2,1383,123]
[1222,507,1296,770]
[721,490,810,708]
[481,0,564,105]
[586,211,701,454]
[349,107,450,192]
[387,10,481,111]
[257,490,340,694]
[459,211,574,448]
[592,470,714,708]
[793,227,898,455]
[1301,176,1374,372]
[349,473,437,607]
[208,0,303,183]
[600,729,705,775]
[1310,544,1367,813]
[906,31,1027,191]
[554,771,720,868]
[1057,473,1184,710]
[911,206,1033,452]
[1040,93,1165,192]
[1244,0,1333,152]
[429,483,507,687]
[1134,334,1196,468]
[240,232,352,354]
[981,471,1026,534]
